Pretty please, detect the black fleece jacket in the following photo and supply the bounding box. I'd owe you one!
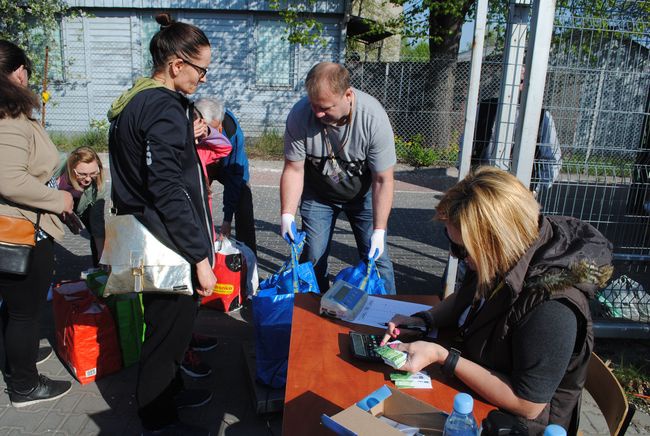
[108,87,214,265]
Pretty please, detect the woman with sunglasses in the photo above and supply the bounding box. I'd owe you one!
[106,12,215,435]
[56,146,106,266]
[0,40,74,407]
[381,167,613,434]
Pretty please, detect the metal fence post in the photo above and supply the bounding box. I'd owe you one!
[511,0,556,187]
[492,0,531,170]
[444,0,489,298]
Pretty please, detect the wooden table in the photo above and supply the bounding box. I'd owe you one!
[282,293,495,435]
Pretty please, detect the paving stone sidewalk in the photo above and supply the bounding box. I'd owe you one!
[0,158,647,435]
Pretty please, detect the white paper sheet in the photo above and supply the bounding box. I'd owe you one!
[350,296,438,338]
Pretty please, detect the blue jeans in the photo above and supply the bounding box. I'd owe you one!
[299,190,396,294]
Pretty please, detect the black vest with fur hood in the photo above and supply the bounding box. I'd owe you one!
[451,215,613,434]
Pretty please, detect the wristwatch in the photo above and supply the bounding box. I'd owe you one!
[442,347,461,378]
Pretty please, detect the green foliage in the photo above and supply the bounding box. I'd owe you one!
[612,359,650,408]
[553,1,650,66]
[562,150,635,178]
[269,0,326,47]
[400,38,430,61]
[89,118,109,136]
[396,134,458,168]
[50,119,109,152]
[0,0,77,87]
[384,0,648,58]
[387,0,475,55]
[248,130,285,160]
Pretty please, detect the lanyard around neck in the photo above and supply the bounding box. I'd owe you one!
[322,103,354,161]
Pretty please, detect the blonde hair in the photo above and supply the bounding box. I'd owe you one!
[66,146,105,191]
[436,167,540,294]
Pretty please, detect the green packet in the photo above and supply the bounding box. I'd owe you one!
[390,372,413,381]
[394,380,421,388]
[375,345,406,361]
[390,371,430,381]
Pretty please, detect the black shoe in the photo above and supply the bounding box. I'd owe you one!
[36,345,53,365]
[142,420,210,436]
[180,350,212,378]
[6,374,72,408]
[189,334,218,352]
[174,389,212,409]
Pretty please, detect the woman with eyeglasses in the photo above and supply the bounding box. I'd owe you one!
[0,40,74,407]
[106,12,215,435]
[55,146,106,266]
[381,167,613,434]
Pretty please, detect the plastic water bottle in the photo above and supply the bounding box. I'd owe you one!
[443,392,479,436]
[544,424,567,436]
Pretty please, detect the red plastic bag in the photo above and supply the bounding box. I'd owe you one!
[52,281,122,384]
[202,238,244,312]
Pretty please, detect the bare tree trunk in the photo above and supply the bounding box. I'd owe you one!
[427,7,466,59]
[424,1,471,148]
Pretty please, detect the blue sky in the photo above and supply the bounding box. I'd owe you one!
[460,20,475,53]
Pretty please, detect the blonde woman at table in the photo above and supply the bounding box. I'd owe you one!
[381,167,613,435]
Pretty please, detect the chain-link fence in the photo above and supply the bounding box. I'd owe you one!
[345,56,505,166]
[343,2,650,329]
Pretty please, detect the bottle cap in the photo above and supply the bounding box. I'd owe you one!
[453,392,474,415]
[544,424,567,436]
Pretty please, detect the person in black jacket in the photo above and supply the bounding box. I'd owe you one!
[382,167,612,434]
[106,13,215,436]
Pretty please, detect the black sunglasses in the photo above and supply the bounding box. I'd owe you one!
[180,57,207,79]
[444,228,468,260]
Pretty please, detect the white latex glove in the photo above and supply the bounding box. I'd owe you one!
[281,213,296,243]
[368,229,386,260]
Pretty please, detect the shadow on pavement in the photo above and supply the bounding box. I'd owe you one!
[53,241,94,283]
[253,213,447,296]
[394,166,458,193]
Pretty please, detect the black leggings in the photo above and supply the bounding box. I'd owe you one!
[0,237,54,391]
[79,204,101,267]
[137,292,198,430]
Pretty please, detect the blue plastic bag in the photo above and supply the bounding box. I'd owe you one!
[334,258,387,295]
[259,231,319,294]
[253,231,319,387]
[252,288,294,388]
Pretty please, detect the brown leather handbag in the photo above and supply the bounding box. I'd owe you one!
[0,214,39,275]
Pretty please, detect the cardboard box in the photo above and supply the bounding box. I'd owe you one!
[321,385,448,435]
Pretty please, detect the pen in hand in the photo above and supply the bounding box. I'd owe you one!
[381,322,426,332]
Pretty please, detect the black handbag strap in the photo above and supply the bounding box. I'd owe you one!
[33,211,41,244]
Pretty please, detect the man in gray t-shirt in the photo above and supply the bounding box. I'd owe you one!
[280,62,396,293]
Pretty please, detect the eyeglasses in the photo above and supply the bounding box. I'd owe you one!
[179,57,208,79]
[444,228,468,260]
[73,168,100,179]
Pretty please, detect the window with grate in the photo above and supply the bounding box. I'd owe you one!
[256,20,293,88]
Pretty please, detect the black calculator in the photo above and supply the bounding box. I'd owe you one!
[349,331,383,362]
